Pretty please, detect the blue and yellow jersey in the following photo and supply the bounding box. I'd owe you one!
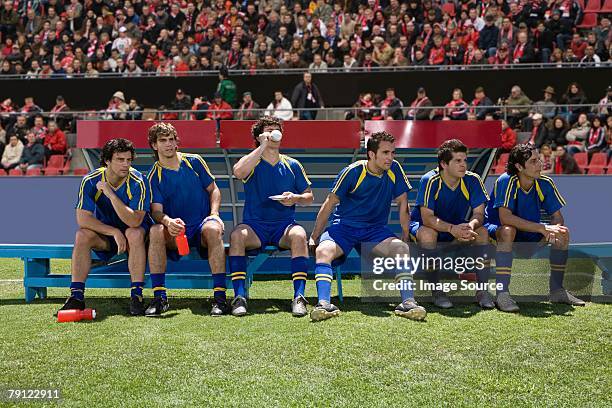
[330,160,411,228]
[242,154,311,223]
[485,172,566,226]
[75,167,151,230]
[411,168,489,225]
[148,153,215,234]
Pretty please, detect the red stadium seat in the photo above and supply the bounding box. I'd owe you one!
[586,152,608,173]
[45,155,65,171]
[26,168,42,176]
[602,0,612,12]
[9,168,23,176]
[44,168,61,176]
[577,13,598,28]
[573,152,588,172]
[584,0,601,12]
[441,2,456,16]
[0,170,6,176]
[73,168,89,175]
[587,166,606,174]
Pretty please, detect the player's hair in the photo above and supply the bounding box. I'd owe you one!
[100,138,135,167]
[437,139,467,167]
[366,131,395,159]
[251,116,283,147]
[507,143,536,175]
[147,122,179,160]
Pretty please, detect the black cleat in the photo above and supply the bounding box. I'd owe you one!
[55,296,85,316]
[394,299,427,321]
[210,300,230,316]
[130,296,146,316]
[144,296,169,317]
[231,296,248,316]
[310,301,340,321]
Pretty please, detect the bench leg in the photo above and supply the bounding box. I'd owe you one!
[246,253,269,299]
[36,287,48,300]
[335,266,343,303]
[23,257,51,302]
[25,287,38,303]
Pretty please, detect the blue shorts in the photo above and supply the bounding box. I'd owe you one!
[93,219,152,262]
[242,219,298,251]
[409,221,454,243]
[167,217,224,261]
[485,223,544,243]
[320,223,396,265]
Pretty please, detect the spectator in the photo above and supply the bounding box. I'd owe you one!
[444,88,468,120]
[566,113,591,155]
[580,45,601,67]
[19,131,44,172]
[50,95,72,131]
[540,144,554,175]
[20,96,42,126]
[0,1,19,40]
[378,88,404,120]
[470,86,495,120]
[512,32,535,63]
[498,119,517,159]
[593,85,612,121]
[169,89,192,120]
[527,113,549,148]
[126,99,143,120]
[0,134,23,172]
[43,120,67,160]
[533,21,554,63]
[31,115,47,140]
[406,87,433,120]
[191,96,210,121]
[372,36,394,66]
[504,85,532,129]
[325,52,342,69]
[548,116,570,148]
[586,117,607,160]
[6,114,28,145]
[206,92,233,121]
[237,92,261,120]
[216,67,237,108]
[560,82,589,124]
[552,146,582,174]
[105,91,128,120]
[479,14,499,58]
[309,53,328,72]
[265,91,293,121]
[547,10,572,52]
[428,35,446,66]
[346,92,377,121]
[291,72,324,120]
[534,86,558,121]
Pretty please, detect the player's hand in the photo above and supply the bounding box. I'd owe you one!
[278,191,297,206]
[543,224,568,244]
[112,229,127,254]
[257,132,270,148]
[401,229,410,243]
[308,235,319,253]
[166,218,185,237]
[96,181,114,199]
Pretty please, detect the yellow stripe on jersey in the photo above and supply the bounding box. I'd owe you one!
[386,169,396,183]
[540,175,566,206]
[466,171,490,200]
[423,175,440,206]
[129,171,145,210]
[534,180,544,202]
[331,160,364,194]
[184,152,215,180]
[503,176,518,207]
[350,163,367,193]
[77,168,104,209]
[460,178,470,201]
[394,160,412,190]
[285,155,312,185]
[280,154,295,177]
[433,177,443,200]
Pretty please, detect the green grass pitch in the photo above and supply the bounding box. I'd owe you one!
[0,258,610,407]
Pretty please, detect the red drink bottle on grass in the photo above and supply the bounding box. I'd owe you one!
[57,308,96,323]
[176,230,190,256]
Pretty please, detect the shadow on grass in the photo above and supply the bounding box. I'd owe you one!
[516,302,575,317]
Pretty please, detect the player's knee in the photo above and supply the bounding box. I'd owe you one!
[289,227,307,244]
[149,224,165,243]
[417,226,438,244]
[203,223,223,242]
[475,226,489,244]
[497,225,516,242]
[230,228,247,247]
[74,228,96,247]
[125,227,144,244]
[315,242,335,263]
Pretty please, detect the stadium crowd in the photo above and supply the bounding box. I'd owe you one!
[0,0,611,76]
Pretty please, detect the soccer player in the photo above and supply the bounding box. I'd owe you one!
[409,139,494,309]
[58,138,152,316]
[230,116,313,317]
[146,123,226,316]
[309,131,427,322]
[485,144,586,312]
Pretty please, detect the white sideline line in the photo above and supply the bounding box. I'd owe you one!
[0,279,21,283]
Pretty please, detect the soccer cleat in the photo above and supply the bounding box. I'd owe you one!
[496,292,520,313]
[476,290,495,309]
[210,300,230,316]
[291,295,309,317]
[394,299,427,321]
[56,296,85,316]
[231,296,248,316]
[144,296,169,316]
[432,290,454,309]
[550,288,586,306]
[310,301,340,321]
[130,296,146,316]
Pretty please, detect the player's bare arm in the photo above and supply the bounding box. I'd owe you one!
[395,192,410,242]
[309,192,340,244]
[76,209,127,254]
[97,180,145,228]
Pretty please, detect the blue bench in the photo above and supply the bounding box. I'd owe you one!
[0,243,354,303]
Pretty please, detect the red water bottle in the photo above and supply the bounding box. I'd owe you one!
[57,308,96,323]
[176,231,190,256]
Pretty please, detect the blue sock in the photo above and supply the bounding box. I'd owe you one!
[291,256,308,298]
[213,273,227,303]
[70,281,85,301]
[495,251,513,294]
[131,281,144,300]
[315,263,332,303]
[229,256,247,298]
[549,248,568,291]
[151,273,167,300]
